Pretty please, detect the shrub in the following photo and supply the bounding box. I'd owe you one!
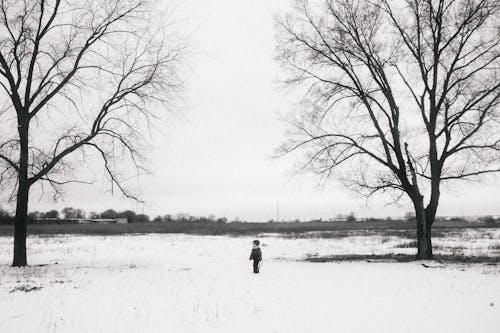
[394,240,418,248]
[0,207,13,224]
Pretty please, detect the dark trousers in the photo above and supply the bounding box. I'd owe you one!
[253,260,260,273]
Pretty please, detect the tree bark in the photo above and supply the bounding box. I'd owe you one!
[13,181,29,267]
[13,118,29,267]
[416,220,433,259]
[414,196,433,259]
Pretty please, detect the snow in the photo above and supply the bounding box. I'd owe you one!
[432,228,500,256]
[0,233,499,332]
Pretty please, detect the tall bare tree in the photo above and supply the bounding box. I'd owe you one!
[276,0,499,258]
[0,0,184,266]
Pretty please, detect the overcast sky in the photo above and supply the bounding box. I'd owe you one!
[28,0,500,221]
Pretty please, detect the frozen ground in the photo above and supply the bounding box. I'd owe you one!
[0,232,499,332]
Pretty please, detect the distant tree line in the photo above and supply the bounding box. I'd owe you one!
[1,206,497,226]
[152,214,229,224]
[0,206,233,225]
[268,214,500,225]
[0,207,151,224]
[96,209,150,224]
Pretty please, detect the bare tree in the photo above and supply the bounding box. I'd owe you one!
[276,0,499,259]
[0,0,184,266]
[62,207,85,219]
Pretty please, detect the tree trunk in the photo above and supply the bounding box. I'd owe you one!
[416,220,432,259]
[13,117,29,267]
[414,196,433,259]
[13,181,29,267]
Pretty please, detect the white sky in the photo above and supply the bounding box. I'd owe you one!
[27,0,500,221]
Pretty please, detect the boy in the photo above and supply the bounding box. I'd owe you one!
[249,239,262,273]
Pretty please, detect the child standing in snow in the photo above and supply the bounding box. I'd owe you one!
[249,239,262,273]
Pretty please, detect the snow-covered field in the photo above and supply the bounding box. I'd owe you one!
[0,232,499,332]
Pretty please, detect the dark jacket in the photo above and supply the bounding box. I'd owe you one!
[249,247,262,261]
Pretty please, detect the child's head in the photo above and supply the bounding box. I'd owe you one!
[253,239,260,246]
